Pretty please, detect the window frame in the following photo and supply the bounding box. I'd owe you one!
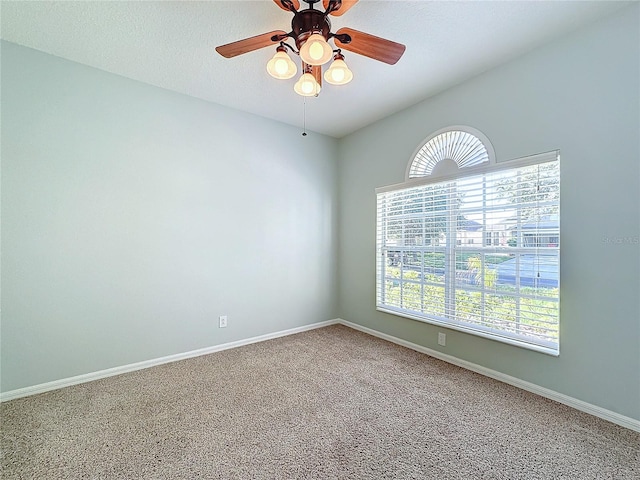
[376,150,560,356]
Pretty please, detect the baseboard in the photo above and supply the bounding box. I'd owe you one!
[0,319,340,402]
[337,319,640,433]
[4,317,638,433]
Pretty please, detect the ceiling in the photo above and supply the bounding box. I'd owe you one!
[0,0,630,138]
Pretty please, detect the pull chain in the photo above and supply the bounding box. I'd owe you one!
[302,97,307,136]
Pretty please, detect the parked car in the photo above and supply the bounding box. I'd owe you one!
[495,254,558,288]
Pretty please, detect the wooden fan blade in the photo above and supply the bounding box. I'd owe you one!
[273,0,300,12]
[216,30,288,58]
[334,27,405,65]
[323,0,358,16]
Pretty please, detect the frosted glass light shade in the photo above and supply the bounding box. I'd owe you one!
[299,34,333,66]
[324,58,353,85]
[266,51,297,79]
[294,72,322,96]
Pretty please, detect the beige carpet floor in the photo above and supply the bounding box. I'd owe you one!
[1,325,638,479]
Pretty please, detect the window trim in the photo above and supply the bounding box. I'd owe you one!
[377,150,560,356]
[376,304,559,355]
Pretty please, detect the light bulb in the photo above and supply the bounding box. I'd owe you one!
[299,33,333,66]
[324,58,353,85]
[266,50,297,79]
[301,79,314,94]
[274,58,288,75]
[309,42,325,61]
[331,68,345,83]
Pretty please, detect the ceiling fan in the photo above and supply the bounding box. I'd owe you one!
[215,0,406,97]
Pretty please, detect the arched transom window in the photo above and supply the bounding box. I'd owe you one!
[407,126,495,180]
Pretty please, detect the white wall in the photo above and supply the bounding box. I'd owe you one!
[1,42,338,392]
[337,5,640,420]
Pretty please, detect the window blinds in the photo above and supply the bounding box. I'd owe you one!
[376,152,560,354]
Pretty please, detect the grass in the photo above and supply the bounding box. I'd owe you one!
[383,265,559,343]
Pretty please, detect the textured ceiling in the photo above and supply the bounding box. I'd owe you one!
[0,1,630,138]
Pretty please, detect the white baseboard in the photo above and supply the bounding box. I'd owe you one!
[3,317,638,433]
[0,319,339,402]
[337,318,640,433]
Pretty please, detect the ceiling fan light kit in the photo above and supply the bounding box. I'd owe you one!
[298,33,334,65]
[267,48,298,79]
[324,52,353,85]
[294,72,322,96]
[216,0,405,97]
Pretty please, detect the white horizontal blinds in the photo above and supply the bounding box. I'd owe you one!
[377,153,560,353]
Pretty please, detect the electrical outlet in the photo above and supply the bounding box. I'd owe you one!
[219,315,228,328]
[438,332,446,346]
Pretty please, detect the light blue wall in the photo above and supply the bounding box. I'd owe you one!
[1,42,338,392]
[2,5,639,422]
[337,5,640,420]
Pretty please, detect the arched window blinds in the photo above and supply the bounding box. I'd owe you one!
[407,127,493,179]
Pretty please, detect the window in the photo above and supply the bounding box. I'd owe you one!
[485,232,492,246]
[376,127,560,354]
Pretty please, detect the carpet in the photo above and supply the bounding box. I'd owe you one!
[1,325,638,479]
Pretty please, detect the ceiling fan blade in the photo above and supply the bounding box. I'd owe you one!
[216,30,288,59]
[323,0,358,16]
[334,27,406,65]
[273,0,300,12]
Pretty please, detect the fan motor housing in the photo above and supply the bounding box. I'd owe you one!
[292,9,331,49]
